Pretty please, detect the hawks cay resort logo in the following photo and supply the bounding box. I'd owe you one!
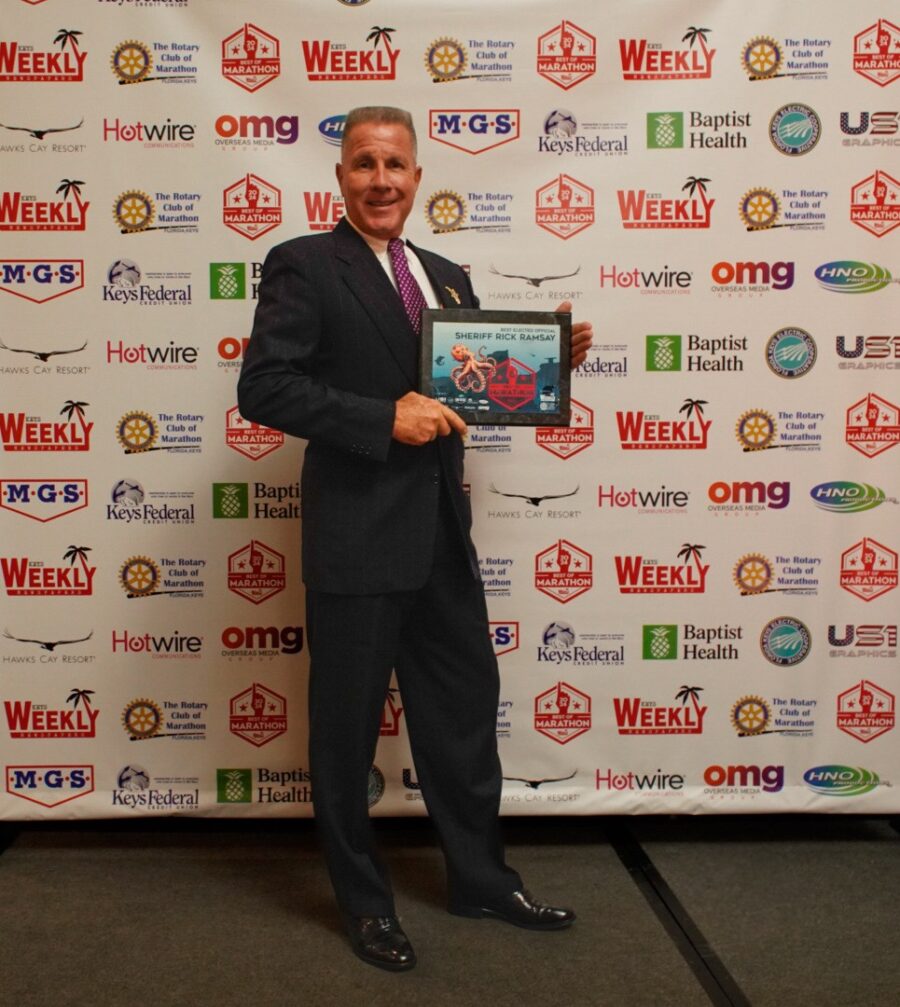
[425,35,514,83]
[109,39,198,86]
[615,543,709,595]
[113,188,199,235]
[734,407,823,453]
[429,109,519,154]
[616,397,711,450]
[3,624,93,665]
[536,21,595,90]
[484,480,581,522]
[740,34,831,81]
[103,258,192,308]
[221,23,280,92]
[0,479,88,523]
[0,259,83,304]
[115,410,204,454]
[0,29,87,83]
[0,400,92,452]
[0,115,85,154]
[539,108,628,158]
[739,185,828,231]
[0,178,89,231]
[107,477,195,526]
[619,25,715,80]
[119,555,206,600]
[303,25,399,81]
[852,19,900,87]
[1,544,95,597]
[618,175,714,229]
[836,334,900,369]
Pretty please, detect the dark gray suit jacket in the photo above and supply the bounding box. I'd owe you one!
[237,217,480,594]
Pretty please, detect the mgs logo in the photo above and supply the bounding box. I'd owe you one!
[223,174,282,241]
[853,19,900,86]
[489,622,519,657]
[535,174,594,239]
[0,260,84,303]
[535,399,593,459]
[229,683,287,747]
[845,393,900,458]
[0,479,88,522]
[429,110,520,154]
[534,539,592,603]
[6,766,94,808]
[837,680,895,742]
[534,682,591,744]
[225,406,283,461]
[536,21,596,90]
[850,170,900,237]
[228,540,286,604]
[221,23,280,92]
[840,538,898,602]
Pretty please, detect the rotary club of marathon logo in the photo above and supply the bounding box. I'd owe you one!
[534,539,592,603]
[536,21,596,90]
[853,19,900,87]
[221,23,280,92]
[837,680,895,742]
[109,39,198,85]
[227,540,286,604]
[229,683,287,747]
[740,35,830,82]
[423,37,511,83]
[845,393,900,458]
[112,190,199,234]
[840,538,898,602]
[734,406,822,453]
[533,681,591,744]
[223,174,282,240]
[850,170,900,237]
[535,174,595,239]
[118,556,204,600]
[115,410,202,454]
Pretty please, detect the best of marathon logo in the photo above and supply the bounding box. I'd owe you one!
[229,683,288,747]
[852,19,900,87]
[534,540,592,603]
[536,21,596,90]
[0,179,89,231]
[534,682,591,744]
[302,27,399,81]
[1,545,95,596]
[225,407,284,461]
[615,544,709,594]
[221,23,280,92]
[837,680,895,742]
[619,25,715,80]
[614,687,707,735]
[617,398,711,450]
[845,393,900,458]
[5,689,98,739]
[223,174,282,241]
[840,537,898,602]
[0,401,92,451]
[429,110,519,154]
[850,170,900,238]
[227,540,286,604]
[535,174,594,239]
[0,479,88,522]
[0,260,83,303]
[0,30,87,82]
[535,399,594,459]
[618,176,714,229]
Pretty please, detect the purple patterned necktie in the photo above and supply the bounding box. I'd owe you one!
[388,237,428,335]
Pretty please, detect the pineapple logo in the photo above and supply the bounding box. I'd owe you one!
[646,335,682,372]
[210,262,246,300]
[217,768,252,803]
[213,482,249,519]
[643,624,678,660]
[647,112,683,149]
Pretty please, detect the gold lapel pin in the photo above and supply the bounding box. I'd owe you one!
[445,285,461,305]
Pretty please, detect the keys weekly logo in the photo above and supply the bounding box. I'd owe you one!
[4,689,98,739]
[614,686,707,735]
[619,25,715,80]
[302,26,399,81]
[1,545,95,597]
[0,29,87,82]
[0,401,92,452]
[616,398,711,450]
[618,175,714,229]
[615,543,709,594]
[0,179,89,231]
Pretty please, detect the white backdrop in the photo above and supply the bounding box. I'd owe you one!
[1,0,898,819]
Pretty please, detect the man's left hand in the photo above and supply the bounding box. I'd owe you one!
[554,300,593,370]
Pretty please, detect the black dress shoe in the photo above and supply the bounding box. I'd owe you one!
[449,888,576,930]
[343,915,417,971]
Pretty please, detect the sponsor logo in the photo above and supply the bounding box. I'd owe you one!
[5,689,98,739]
[850,170,900,237]
[227,540,286,604]
[479,554,514,596]
[113,189,199,234]
[303,27,399,81]
[595,768,685,793]
[496,699,513,740]
[303,191,345,232]
[852,19,900,87]
[2,545,95,597]
[731,695,815,737]
[112,629,201,660]
[537,21,596,90]
[108,338,197,367]
[466,429,513,455]
[501,769,580,805]
[708,479,790,514]
[229,684,287,746]
[535,174,594,239]
[221,23,279,92]
[704,764,785,796]
[803,765,884,796]
[829,624,897,658]
[535,399,593,459]
[0,30,87,83]
[811,481,888,514]
[121,697,206,741]
[489,622,519,657]
[845,393,900,458]
[1,179,88,231]
[221,625,304,660]
[0,479,88,522]
[765,327,816,379]
[760,616,811,665]
[6,766,94,807]
[647,332,747,373]
[2,626,93,662]
[643,624,678,660]
[619,26,715,80]
[837,681,895,742]
[534,539,592,603]
[223,174,282,241]
[740,34,830,81]
[534,682,591,744]
[615,687,707,735]
[644,623,741,661]
[599,262,693,294]
[424,188,511,234]
[214,113,298,150]
[615,543,708,594]
[840,537,898,602]
[225,406,283,460]
[424,37,512,84]
[103,258,193,309]
[769,103,820,155]
[618,176,714,229]
[735,407,822,453]
[109,39,198,86]
[740,186,827,231]
[380,689,403,737]
[116,410,203,454]
[119,555,205,599]
[540,108,628,158]
[711,259,794,295]
[816,261,894,294]
[429,110,519,154]
[599,482,689,515]
[0,402,91,452]
[732,552,820,596]
[217,767,311,805]
[565,341,627,380]
[368,766,385,807]
[210,262,262,301]
[213,481,299,520]
[318,114,345,147]
[616,398,711,450]
[840,111,900,146]
[837,334,900,369]
[103,116,195,148]
[647,110,750,150]
[538,621,624,667]
[0,260,83,303]
[107,479,195,526]
[111,765,199,811]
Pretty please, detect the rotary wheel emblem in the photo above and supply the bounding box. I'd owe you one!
[122,698,163,739]
[731,695,770,736]
[117,411,158,452]
[111,41,153,84]
[733,553,773,594]
[120,556,160,597]
[740,188,780,229]
[425,37,467,81]
[426,190,466,232]
[735,409,776,451]
[114,190,155,233]
[742,36,782,79]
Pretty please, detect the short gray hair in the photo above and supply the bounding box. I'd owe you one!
[341,106,417,156]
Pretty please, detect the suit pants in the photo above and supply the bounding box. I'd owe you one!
[306,494,521,916]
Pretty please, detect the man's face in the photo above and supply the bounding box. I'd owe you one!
[336,121,422,240]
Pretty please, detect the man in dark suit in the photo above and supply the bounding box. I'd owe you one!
[238,106,592,971]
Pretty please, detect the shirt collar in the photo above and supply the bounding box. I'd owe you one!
[344,215,401,257]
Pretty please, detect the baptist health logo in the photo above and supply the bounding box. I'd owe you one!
[217,768,251,803]
[647,112,683,149]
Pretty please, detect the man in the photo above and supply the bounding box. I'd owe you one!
[238,106,592,972]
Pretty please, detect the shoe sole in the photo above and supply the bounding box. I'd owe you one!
[448,906,575,931]
[351,947,417,972]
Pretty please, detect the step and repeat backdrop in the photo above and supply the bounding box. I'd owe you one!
[1,0,898,819]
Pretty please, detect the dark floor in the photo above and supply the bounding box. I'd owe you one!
[0,815,897,1007]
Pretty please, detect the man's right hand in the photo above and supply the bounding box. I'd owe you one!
[392,391,467,445]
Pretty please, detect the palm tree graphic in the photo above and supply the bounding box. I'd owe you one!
[682,176,712,200]
[63,545,92,574]
[681,27,711,51]
[56,179,85,212]
[366,26,396,52]
[677,543,706,568]
[60,400,89,432]
[54,29,83,53]
[675,684,704,714]
[67,688,95,710]
[679,398,707,420]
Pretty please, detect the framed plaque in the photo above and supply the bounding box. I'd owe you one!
[420,308,571,426]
